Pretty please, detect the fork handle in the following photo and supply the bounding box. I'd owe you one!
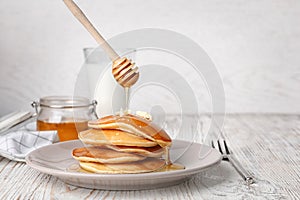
[227,155,255,185]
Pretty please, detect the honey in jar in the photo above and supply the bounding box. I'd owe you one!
[37,120,88,141]
[33,96,96,142]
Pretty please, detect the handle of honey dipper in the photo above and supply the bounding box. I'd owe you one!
[63,0,119,61]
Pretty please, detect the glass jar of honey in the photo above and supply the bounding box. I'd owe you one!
[32,96,97,142]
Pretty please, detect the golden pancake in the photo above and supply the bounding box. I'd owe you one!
[102,145,164,157]
[72,147,146,163]
[89,114,172,147]
[79,157,165,174]
[79,129,157,147]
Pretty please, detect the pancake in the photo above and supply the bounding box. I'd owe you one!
[103,144,164,157]
[79,157,165,174]
[88,114,172,147]
[72,147,146,163]
[79,128,157,147]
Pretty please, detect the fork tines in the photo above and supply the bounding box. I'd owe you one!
[212,140,231,154]
[211,139,230,161]
[223,140,230,154]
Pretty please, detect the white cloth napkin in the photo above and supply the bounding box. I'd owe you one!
[0,122,58,162]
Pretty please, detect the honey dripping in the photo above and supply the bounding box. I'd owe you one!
[165,146,171,165]
[124,87,130,113]
[123,87,185,172]
[157,147,185,172]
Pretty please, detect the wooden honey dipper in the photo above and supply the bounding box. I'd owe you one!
[63,0,139,88]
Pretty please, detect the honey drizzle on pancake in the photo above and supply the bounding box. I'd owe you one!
[74,89,186,173]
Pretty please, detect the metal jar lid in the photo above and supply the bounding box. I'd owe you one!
[38,96,91,109]
[31,96,98,118]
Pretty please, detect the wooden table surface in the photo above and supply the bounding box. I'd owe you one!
[0,114,299,199]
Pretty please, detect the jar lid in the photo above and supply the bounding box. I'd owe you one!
[39,96,91,109]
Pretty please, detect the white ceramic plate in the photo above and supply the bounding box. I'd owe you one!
[25,140,221,190]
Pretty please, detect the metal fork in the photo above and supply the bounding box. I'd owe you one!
[212,139,255,185]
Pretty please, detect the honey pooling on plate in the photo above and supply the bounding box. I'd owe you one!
[72,114,185,174]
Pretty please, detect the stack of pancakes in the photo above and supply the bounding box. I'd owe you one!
[72,114,172,174]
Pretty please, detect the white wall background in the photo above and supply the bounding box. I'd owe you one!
[0,0,300,116]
